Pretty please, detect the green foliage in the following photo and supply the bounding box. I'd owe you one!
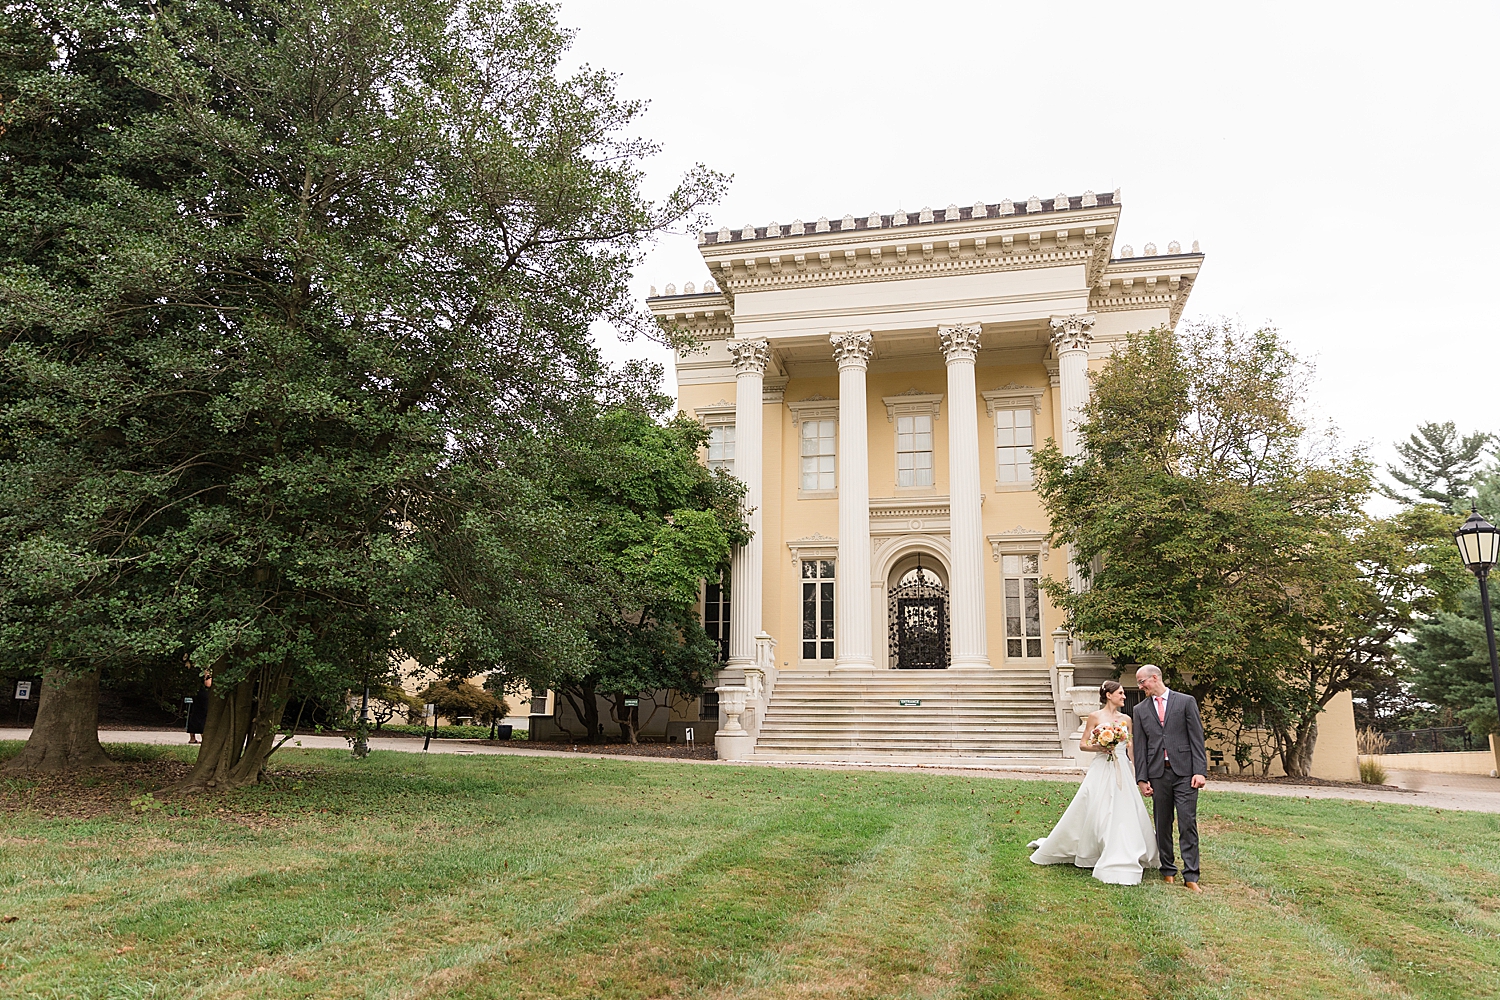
[417,678,508,725]
[526,406,747,741]
[1403,586,1500,738]
[1383,421,1493,512]
[1035,321,1467,776]
[0,0,725,778]
[375,723,510,739]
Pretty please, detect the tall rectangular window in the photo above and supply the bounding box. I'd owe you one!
[706,425,735,472]
[994,408,1034,484]
[801,559,835,660]
[703,576,730,662]
[1002,554,1043,659]
[896,413,934,487]
[800,418,836,491]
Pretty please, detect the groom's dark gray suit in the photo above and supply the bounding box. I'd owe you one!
[1132,690,1208,882]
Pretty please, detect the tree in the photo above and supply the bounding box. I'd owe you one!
[1,0,723,784]
[529,405,746,744]
[0,2,185,773]
[417,678,508,726]
[1403,587,1500,740]
[1268,505,1467,775]
[1035,321,1463,776]
[1383,422,1492,512]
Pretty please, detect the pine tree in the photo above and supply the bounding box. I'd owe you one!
[1383,422,1492,512]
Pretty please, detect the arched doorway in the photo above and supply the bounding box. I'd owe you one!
[887,556,950,669]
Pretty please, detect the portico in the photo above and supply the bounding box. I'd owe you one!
[649,191,1204,759]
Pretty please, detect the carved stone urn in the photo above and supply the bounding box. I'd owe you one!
[714,685,753,761]
[1065,685,1102,762]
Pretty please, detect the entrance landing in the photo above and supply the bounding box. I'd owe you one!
[753,669,1066,764]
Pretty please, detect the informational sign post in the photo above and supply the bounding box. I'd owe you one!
[14,680,31,701]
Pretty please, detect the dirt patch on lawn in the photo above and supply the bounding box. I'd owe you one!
[1207,773,1396,791]
[0,760,195,818]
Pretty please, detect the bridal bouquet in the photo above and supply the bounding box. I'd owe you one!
[1091,722,1130,761]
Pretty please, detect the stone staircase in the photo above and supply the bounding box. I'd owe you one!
[751,669,1068,765]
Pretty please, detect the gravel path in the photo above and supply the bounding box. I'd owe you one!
[6,728,1498,814]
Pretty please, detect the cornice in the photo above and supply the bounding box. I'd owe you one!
[707,240,1104,299]
[700,191,1119,249]
[648,289,734,341]
[1092,252,1203,328]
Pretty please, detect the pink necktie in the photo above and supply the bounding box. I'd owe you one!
[1156,696,1166,725]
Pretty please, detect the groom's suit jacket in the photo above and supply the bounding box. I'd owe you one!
[1132,690,1208,782]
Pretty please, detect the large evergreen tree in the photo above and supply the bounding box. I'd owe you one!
[1383,421,1492,512]
[0,0,724,784]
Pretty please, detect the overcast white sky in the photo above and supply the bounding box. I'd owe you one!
[558,0,1499,477]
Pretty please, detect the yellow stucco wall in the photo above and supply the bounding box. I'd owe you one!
[680,356,1069,674]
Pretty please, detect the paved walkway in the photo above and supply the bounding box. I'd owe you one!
[6,729,1500,814]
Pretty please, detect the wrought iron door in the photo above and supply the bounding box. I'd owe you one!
[888,566,950,669]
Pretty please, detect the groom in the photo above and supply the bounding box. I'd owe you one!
[1132,665,1208,892]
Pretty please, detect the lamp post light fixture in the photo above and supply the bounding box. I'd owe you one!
[1454,501,1500,761]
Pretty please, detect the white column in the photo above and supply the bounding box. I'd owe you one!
[1049,313,1095,460]
[938,323,989,669]
[726,338,770,667]
[1049,314,1096,594]
[830,331,875,669]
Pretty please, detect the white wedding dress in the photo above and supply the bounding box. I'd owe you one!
[1028,743,1160,885]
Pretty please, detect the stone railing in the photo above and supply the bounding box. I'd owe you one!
[715,631,779,761]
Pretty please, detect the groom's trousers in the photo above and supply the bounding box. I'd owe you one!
[1153,769,1200,882]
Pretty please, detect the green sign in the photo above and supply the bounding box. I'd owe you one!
[897,698,921,707]
[624,698,639,707]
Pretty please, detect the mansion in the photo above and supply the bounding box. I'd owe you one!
[533,189,1358,778]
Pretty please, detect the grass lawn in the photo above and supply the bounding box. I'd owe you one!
[1,743,1497,1000]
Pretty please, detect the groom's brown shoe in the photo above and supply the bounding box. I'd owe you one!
[1184,881,1203,893]
[1163,875,1176,884]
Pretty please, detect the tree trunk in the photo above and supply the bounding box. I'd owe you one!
[1281,714,1319,779]
[166,664,291,792]
[611,694,638,744]
[3,665,115,774]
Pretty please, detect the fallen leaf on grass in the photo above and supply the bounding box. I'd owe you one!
[115,946,135,954]
[1,916,16,923]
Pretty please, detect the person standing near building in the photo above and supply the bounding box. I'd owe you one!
[186,673,211,744]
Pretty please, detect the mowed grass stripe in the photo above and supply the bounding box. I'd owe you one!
[2,744,1499,1000]
[1190,795,1500,1000]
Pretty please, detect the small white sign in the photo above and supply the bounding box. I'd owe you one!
[15,681,32,701]
[424,702,436,717]
[684,727,695,743]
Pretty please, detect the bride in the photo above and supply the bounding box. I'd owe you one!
[1028,680,1160,885]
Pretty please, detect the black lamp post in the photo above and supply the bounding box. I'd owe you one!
[1454,502,1500,749]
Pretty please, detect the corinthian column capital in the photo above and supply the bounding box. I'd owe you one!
[727,338,770,376]
[828,330,873,370]
[938,323,983,364]
[1049,313,1096,354]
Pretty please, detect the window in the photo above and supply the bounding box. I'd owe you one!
[994,408,1034,485]
[801,559,835,660]
[1002,554,1043,659]
[706,425,735,472]
[800,419,836,491]
[896,414,934,487]
[703,577,730,662]
[699,691,719,721]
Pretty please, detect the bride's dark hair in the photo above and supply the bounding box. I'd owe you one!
[1099,679,1123,706]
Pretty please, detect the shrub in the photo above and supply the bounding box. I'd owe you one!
[1356,727,1390,756]
[1358,757,1388,785]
